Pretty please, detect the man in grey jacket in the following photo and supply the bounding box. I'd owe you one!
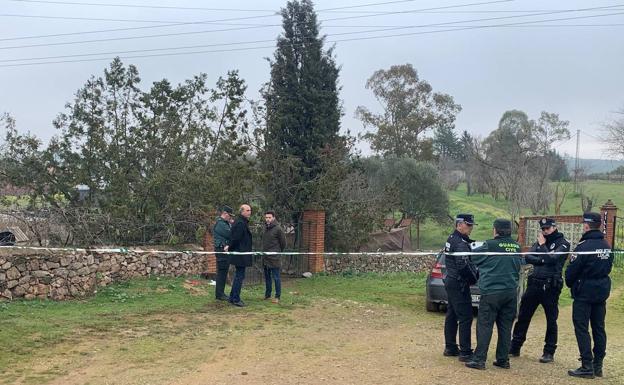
[262,211,286,303]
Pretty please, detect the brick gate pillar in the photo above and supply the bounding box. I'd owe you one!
[600,200,618,247]
[203,214,217,274]
[302,209,325,273]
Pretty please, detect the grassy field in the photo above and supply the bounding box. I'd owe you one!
[416,180,624,250]
[1,271,623,384]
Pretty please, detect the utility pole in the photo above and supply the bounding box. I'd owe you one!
[574,129,580,192]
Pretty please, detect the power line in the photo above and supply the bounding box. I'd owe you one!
[5,0,421,12]
[2,3,622,51]
[3,11,624,68]
[0,0,512,42]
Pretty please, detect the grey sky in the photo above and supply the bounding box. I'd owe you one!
[1,0,623,160]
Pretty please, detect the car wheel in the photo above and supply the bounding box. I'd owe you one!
[426,301,440,312]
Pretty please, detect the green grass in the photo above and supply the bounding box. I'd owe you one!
[0,272,426,374]
[0,270,622,383]
[415,180,624,250]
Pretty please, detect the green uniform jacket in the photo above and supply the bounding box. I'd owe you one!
[213,217,231,249]
[472,236,523,295]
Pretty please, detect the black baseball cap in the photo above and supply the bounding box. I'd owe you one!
[221,205,234,215]
[582,212,601,224]
[455,213,476,225]
[539,217,557,229]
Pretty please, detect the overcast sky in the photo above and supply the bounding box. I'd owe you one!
[1,0,623,160]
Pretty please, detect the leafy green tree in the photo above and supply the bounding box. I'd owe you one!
[1,59,255,246]
[369,157,449,249]
[261,0,348,225]
[356,63,461,160]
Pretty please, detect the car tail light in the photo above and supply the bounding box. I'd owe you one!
[430,262,444,279]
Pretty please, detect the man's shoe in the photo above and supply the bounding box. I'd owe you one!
[509,347,520,357]
[271,298,280,304]
[539,353,554,363]
[593,362,603,378]
[231,300,246,307]
[568,366,595,379]
[493,360,510,369]
[216,295,229,301]
[443,349,460,357]
[465,361,486,370]
[458,354,472,362]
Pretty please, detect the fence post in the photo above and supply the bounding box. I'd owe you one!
[302,209,325,273]
[600,200,618,248]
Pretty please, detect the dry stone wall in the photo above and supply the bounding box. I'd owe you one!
[324,254,437,275]
[0,248,209,301]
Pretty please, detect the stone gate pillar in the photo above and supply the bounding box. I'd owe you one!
[302,209,325,273]
[600,200,618,247]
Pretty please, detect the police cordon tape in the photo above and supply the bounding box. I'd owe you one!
[4,245,610,256]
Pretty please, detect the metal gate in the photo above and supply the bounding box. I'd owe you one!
[241,221,312,285]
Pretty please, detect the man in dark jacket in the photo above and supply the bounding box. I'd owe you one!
[228,204,253,307]
[443,213,477,362]
[465,219,522,370]
[566,212,613,379]
[262,211,286,303]
[213,205,233,301]
[510,217,570,363]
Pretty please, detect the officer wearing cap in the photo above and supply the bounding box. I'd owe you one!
[466,219,522,370]
[442,213,477,361]
[566,212,613,379]
[510,217,570,363]
[213,205,233,301]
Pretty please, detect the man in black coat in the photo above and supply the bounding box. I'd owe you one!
[213,205,233,301]
[566,212,613,379]
[228,204,253,307]
[443,213,478,362]
[510,217,570,363]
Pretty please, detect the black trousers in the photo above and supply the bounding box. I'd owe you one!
[474,289,517,363]
[444,278,473,355]
[572,300,607,368]
[215,248,229,299]
[511,279,561,354]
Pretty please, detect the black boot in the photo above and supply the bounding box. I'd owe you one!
[509,346,520,357]
[568,365,595,379]
[443,348,459,357]
[539,353,554,363]
[458,351,473,362]
[465,361,485,370]
[593,360,603,378]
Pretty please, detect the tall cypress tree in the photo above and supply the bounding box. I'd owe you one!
[261,0,345,222]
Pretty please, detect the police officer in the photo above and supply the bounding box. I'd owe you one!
[213,206,233,301]
[510,217,570,363]
[443,213,477,362]
[465,219,522,370]
[566,212,613,379]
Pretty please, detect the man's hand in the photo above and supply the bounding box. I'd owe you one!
[537,232,546,246]
[224,245,229,252]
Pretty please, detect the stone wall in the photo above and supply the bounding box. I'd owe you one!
[324,254,437,275]
[0,248,209,301]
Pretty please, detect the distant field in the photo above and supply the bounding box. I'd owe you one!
[417,180,624,250]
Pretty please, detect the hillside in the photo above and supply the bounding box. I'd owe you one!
[417,181,624,250]
[564,156,624,174]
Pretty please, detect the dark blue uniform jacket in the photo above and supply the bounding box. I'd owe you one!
[565,230,613,303]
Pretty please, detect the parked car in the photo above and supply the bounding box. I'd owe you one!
[425,251,527,314]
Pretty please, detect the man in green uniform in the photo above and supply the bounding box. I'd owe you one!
[213,206,233,301]
[465,219,523,370]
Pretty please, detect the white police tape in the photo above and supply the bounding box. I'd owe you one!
[3,245,611,256]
